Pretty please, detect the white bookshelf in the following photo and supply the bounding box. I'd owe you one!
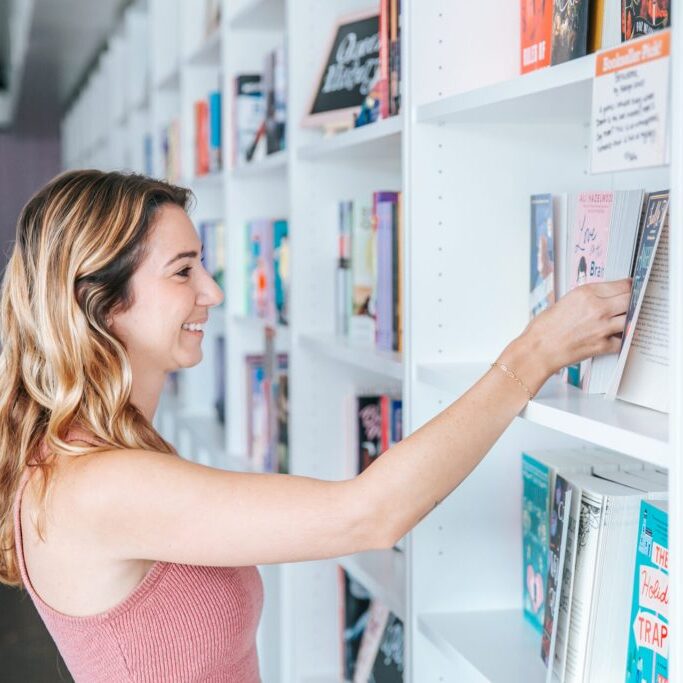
[60,1,682,682]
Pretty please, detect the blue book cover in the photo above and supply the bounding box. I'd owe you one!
[625,500,669,683]
[530,193,555,318]
[522,452,549,634]
[208,90,222,172]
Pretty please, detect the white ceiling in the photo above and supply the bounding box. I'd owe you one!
[10,0,125,133]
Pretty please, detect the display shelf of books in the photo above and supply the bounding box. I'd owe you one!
[338,549,406,622]
[418,610,546,682]
[299,334,402,382]
[227,0,285,30]
[297,116,402,162]
[60,0,681,681]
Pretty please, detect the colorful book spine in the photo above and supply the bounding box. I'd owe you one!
[522,452,549,633]
[273,220,289,326]
[375,191,399,351]
[208,90,222,173]
[195,99,210,176]
[625,500,669,683]
[551,0,591,65]
[530,193,556,318]
[378,0,391,119]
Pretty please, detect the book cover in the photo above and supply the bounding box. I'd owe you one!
[357,396,382,474]
[522,453,550,633]
[622,0,671,40]
[245,355,267,469]
[276,368,289,474]
[521,0,553,73]
[625,500,669,683]
[370,614,404,681]
[390,399,402,447]
[566,191,614,390]
[200,220,225,296]
[246,219,275,322]
[541,476,572,673]
[530,193,556,318]
[551,0,590,65]
[273,219,290,326]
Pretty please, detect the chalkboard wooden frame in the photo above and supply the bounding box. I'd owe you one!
[302,8,380,129]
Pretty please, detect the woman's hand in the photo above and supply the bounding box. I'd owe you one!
[497,278,632,396]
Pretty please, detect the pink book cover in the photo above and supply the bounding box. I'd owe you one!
[567,191,614,389]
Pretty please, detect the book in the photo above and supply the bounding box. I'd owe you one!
[214,335,225,425]
[195,99,210,176]
[263,47,287,155]
[590,0,622,50]
[551,0,591,65]
[622,0,671,41]
[616,208,670,412]
[521,0,553,73]
[608,191,669,399]
[560,474,665,683]
[375,191,400,351]
[340,569,372,682]
[336,200,353,336]
[208,90,222,173]
[199,219,225,296]
[273,219,290,326]
[530,193,556,317]
[357,396,382,474]
[625,500,669,683]
[350,200,376,346]
[541,475,572,676]
[565,190,644,393]
[232,75,264,167]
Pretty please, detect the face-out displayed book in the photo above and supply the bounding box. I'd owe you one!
[522,449,668,683]
[355,395,402,475]
[625,500,669,683]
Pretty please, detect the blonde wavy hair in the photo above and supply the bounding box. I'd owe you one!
[0,169,193,587]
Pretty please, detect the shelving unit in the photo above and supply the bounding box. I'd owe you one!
[60,1,681,682]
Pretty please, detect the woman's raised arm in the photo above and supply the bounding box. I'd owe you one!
[67,279,630,567]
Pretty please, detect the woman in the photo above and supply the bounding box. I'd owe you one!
[0,170,630,682]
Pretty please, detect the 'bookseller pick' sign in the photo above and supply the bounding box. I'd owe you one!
[590,30,671,174]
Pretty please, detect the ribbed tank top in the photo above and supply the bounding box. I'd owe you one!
[12,431,263,682]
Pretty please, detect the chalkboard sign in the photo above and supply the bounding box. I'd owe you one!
[303,10,380,127]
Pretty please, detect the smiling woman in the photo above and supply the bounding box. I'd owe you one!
[0,169,630,683]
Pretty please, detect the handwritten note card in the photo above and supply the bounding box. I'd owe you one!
[591,30,671,174]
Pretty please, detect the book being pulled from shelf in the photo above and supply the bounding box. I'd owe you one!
[339,568,404,683]
[337,192,403,352]
[245,218,289,326]
[625,499,669,683]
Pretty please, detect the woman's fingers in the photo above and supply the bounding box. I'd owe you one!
[603,291,631,317]
[589,278,632,298]
[607,313,627,336]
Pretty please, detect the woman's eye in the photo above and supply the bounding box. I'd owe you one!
[176,266,192,278]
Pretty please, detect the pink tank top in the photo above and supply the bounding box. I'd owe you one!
[13,431,263,682]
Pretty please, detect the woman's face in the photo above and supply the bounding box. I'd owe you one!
[110,204,224,374]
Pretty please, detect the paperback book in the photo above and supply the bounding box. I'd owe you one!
[622,0,671,40]
[530,193,556,317]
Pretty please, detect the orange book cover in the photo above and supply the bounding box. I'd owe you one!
[195,100,210,176]
[521,0,553,73]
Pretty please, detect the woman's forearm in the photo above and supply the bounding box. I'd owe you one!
[358,333,551,545]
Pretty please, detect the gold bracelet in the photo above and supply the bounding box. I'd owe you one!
[491,362,535,401]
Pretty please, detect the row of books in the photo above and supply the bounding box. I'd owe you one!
[336,192,403,353]
[194,90,222,176]
[521,0,671,74]
[245,341,288,474]
[355,394,403,475]
[354,0,402,128]
[529,189,670,412]
[522,448,669,682]
[232,45,287,167]
[245,218,289,326]
[340,569,404,682]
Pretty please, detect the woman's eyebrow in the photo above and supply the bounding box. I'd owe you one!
[164,250,199,267]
